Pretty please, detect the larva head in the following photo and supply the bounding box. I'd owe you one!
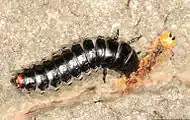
[160,31,176,49]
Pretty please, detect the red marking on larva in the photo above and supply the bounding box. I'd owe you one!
[17,74,24,87]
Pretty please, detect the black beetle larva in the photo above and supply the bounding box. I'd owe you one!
[11,30,141,91]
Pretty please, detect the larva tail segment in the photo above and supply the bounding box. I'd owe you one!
[115,31,176,93]
[10,74,23,88]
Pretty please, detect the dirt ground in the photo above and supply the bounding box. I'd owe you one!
[0,0,190,119]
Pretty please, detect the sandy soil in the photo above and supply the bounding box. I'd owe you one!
[0,0,190,119]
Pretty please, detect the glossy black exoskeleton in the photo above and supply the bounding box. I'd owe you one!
[11,30,140,91]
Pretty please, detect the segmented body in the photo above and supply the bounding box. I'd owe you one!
[119,31,176,91]
[11,36,139,91]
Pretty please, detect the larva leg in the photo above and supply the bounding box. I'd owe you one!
[156,49,170,62]
[136,51,145,60]
[160,49,174,61]
[112,74,128,91]
[170,50,174,61]
[126,35,142,44]
[78,74,83,80]
[111,29,119,40]
[86,70,92,76]
[103,68,107,83]
[137,51,141,55]
[150,36,160,52]
[163,49,171,56]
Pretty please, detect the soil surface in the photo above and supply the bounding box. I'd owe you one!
[0,0,190,119]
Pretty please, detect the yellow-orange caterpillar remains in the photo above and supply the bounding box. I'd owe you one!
[115,31,176,92]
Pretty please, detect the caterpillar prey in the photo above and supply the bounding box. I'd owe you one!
[115,31,176,92]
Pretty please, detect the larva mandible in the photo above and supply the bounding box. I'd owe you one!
[11,30,141,91]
